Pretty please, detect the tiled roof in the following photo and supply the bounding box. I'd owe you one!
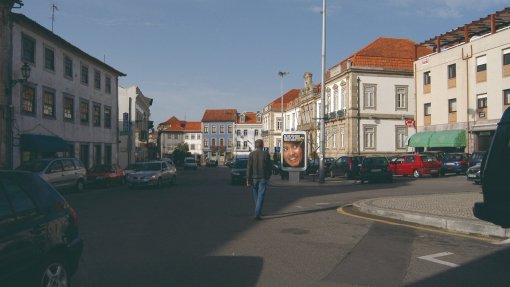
[271,89,300,110]
[158,116,200,132]
[201,109,238,122]
[237,112,261,124]
[339,37,432,71]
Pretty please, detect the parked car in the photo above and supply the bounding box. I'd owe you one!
[183,157,198,170]
[441,153,470,175]
[328,156,365,179]
[306,157,335,175]
[126,161,177,188]
[124,163,142,178]
[389,154,441,178]
[359,156,393,183]
[16,157,87,192]
[0,170,83,286]
[206,159,218,167]
[469,151,487,167]
[466,163,482,184]
[86,164,125,187]
[230,158,248,185]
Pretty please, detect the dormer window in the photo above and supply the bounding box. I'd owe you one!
[240,113,246,123]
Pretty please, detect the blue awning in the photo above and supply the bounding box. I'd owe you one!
[20,134,69,153]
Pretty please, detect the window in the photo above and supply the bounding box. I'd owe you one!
[236,129,241,136]
[424,71,431,85]
[395,86,407,110]
[504,89,510,105]
[277,118,282,130]
[448,99,457,113]
[204,125,209,133]
[477,95,487,109]
[204,139,209,148]
[476,56,487,72]
[228,125,233,133]
[255,129,259,136]
[228,139,233,147]
[332,128,337,148]
[211,125,217,133]
[105,76,112,94]
[364,126,376,149]
[190,144,195,150]
[94,70,101,90]
[93,103,101,126]
[257,114,262,123]
[396,126,406,150]
[64,55,73,79]
[448,64,456,79]
[21,33,35,64]
[104,106,111,128]
[424,103,431,116]
[236,141,241,148]
[80,100,89,124]
[243,141,248,148]
[21,85,36,116]
[340,127,345,149]
[243,130,248,136]
[220,125,225,133]
[219,138,224,147]
[240,114,246,122]
[63,96,74,121]
[44,46,55,71]
[42,88,55,118]
[80,64,89,85]
[211,138,216,147]
[364,84,376,108]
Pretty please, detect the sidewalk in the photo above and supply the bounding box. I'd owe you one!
[270,175,510,240]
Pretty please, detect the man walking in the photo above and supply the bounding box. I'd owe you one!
[246,139,272,220]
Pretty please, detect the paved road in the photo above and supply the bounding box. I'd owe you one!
[64,167,510,287]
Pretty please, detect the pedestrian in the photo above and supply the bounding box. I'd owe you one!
[246,139,272,220]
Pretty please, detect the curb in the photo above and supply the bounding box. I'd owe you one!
[353,198,510,239]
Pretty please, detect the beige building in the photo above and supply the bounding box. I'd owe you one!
[413,8,510,153]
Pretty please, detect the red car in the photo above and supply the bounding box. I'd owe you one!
[86,164,125,187]
[389,154,441,178]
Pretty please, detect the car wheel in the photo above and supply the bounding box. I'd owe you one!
[76,179,85,192]
[38,254,69,287]
[360,179,365,184]
[330,170,335,178]
[156,178,162,188]
[413,169,421,178]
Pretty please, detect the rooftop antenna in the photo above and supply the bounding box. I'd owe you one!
[51,1,58,32]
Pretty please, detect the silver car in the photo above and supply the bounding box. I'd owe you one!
[126,161,177,188]
[16,158,87,191]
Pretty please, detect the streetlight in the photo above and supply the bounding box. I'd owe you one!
[278,71,289,145]
[318,0,327,183]
[9,62,31,88]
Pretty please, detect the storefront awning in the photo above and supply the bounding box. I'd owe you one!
[20,134,69,153]
[408,130,466,148]
[429,129,466,148]
[408,131,435,147]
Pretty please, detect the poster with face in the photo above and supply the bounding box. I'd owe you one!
[281,132,307,171]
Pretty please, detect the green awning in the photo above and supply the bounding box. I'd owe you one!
[408,131,435,147]
[429,129,466,148]
[20,134,69,153]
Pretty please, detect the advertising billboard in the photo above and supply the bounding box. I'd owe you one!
[281,131,307,172]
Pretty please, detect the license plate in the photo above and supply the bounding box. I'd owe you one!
[371,169,381,172]
[468,174,476,178]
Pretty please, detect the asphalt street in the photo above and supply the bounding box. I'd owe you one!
[64,167,510,287]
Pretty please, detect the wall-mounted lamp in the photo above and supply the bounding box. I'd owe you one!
[10,62,31,88]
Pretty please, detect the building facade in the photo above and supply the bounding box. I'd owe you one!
[1,12,124,169]
[414,8,510,153]
[201,109,237,164]
[323,37,431,158]
[234,111,263,158]
[118,86,153,168]
[157,116,202,160]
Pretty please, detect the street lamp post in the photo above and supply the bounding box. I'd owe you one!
[278,71,289,147]
[319,0,327,183]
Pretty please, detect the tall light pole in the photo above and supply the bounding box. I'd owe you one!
[319,0,327,183]
[278,71,289,145]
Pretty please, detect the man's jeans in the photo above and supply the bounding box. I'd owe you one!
[251,179,268,218]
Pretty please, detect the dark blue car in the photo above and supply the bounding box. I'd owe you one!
[441,153,469,175]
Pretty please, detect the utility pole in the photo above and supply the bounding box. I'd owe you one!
[51,2,58,32]
[319,0,327,183]
[278,71,289,146]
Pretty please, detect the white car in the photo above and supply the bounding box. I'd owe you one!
[127,161,177,188]
[183,157,198,170]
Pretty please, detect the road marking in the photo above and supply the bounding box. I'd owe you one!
[418,252,459,267]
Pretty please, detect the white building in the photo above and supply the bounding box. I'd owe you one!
[3,12,125,169]
[158,116,202,160]
[234,111,263,157]
[118,86,153,168]
[413,8,510,153]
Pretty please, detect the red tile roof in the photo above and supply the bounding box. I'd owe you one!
[201,109,238,122]
[271,89,300,110]
[158,116,201,132]
[338,37,432,71]
[237,112,261,124]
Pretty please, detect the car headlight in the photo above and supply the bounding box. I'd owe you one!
[232,172,240,176]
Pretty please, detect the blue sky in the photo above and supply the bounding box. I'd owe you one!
[19,0,508,124]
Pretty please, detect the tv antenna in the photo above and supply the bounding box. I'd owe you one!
[51,1,58,32]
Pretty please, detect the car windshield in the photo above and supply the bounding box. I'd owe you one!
[16,159,52,172]
[471,152,485,160]
[139,162,162,171]
[90,165,112,172]
[420,155,437,162]
[446,154,464,160]
[233,159,248,168]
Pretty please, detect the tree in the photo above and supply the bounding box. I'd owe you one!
[172,143,191,166]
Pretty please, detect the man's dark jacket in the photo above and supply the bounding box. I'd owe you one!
[247,149,272,180]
